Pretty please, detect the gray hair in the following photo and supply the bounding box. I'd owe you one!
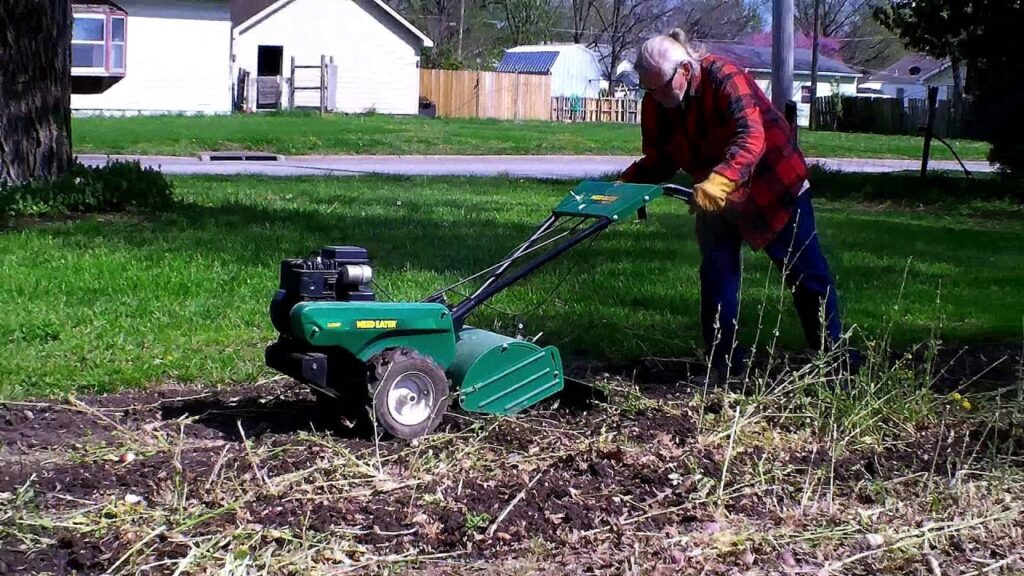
[635,28,707,81]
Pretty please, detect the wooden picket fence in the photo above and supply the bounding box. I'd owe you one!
[419,69,551,121]
[550,96,641,123]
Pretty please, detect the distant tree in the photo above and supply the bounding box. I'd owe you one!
[795,0,864,37]
[592,0,676,83]
[389,0,460,66]
[0,0,73,185]
[836,3,906,70]
[666,0,766,41]
[569,0,599,43]
[588,0,763,83]
[497,0,557,46]
[874,0,966,115]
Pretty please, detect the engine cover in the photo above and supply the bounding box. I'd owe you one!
[270,246,375,334]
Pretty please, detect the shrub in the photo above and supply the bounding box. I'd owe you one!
[0,159,175,218]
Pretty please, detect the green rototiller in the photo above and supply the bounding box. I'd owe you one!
[265,180,693,439]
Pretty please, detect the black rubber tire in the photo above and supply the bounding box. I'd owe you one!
[367,348,450,440]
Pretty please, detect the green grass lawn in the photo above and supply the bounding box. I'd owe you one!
[2,174,1022,399]
[72,112,992,162]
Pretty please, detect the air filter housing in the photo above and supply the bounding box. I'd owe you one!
[270,246,375,334]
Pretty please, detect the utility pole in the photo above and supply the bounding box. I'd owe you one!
[771,0,794,113]
[809,0,821,129]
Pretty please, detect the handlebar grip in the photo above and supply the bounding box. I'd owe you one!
[661,183,694,203]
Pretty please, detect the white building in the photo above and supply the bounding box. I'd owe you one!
[496,44,604,98]
[703,42,861,128]
[69,0,433,116]
[232,0,433,114]
[71,0,234,115]
[858,54,963,101]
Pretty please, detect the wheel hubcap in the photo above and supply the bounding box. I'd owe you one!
[386,371,435,426]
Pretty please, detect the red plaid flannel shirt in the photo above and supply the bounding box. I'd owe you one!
[619,54,808,249]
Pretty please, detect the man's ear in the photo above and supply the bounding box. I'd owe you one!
[681,62,692,77]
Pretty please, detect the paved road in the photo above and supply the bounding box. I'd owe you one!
[76,153,993,179]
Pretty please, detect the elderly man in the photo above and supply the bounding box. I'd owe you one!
[618,29,845,379]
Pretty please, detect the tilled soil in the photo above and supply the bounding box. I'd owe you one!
[1,344,1022,575]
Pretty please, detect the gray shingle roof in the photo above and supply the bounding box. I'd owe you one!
[867,53,949,83]
[704,42,859,75]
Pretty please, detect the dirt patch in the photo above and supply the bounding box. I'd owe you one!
[1,533,115,576]
[1,343,1021,575]
[926,341,1023,394]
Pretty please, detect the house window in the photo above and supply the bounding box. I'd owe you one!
[801,85,812,104]
[71,10,127,76]
[72,15,106,69]
[110,16,126,72]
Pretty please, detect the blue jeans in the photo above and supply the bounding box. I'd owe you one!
[697,190,842,368]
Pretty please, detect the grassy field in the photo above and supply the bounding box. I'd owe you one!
[2,174,1022,399]
[71,112,992,161]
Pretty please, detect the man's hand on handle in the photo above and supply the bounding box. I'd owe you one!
[693,172,737,213]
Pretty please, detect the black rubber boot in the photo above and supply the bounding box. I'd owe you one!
[793,285,865,379]
[694,344,751,390]
[792,284,831,352]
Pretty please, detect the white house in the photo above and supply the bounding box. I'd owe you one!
[70,0,234,115]
[68,0,433,116]
[858,54,962,101]
[232,0,433,114]
[496,44,604,98]
[702,42,861,127]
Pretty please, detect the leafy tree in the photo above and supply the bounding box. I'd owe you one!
[956,1,1024,176]
[875,0,1024,176]
[874,0,965,116]
[389,0,508,69]
[497,0,557,46]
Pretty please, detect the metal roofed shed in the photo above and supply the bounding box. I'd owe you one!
[497,44,604,98]
[496,51,559,74]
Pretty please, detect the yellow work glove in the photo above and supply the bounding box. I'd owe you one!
[693,172,737,213]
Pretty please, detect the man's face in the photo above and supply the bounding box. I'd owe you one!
[639,62,689,108]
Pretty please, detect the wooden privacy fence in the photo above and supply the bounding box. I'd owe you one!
[813,95,979,139]
[419,69,551,121]
[550,96,641,123]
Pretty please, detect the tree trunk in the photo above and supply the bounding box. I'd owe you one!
[0,0,73,185]
[808,0,820,130]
